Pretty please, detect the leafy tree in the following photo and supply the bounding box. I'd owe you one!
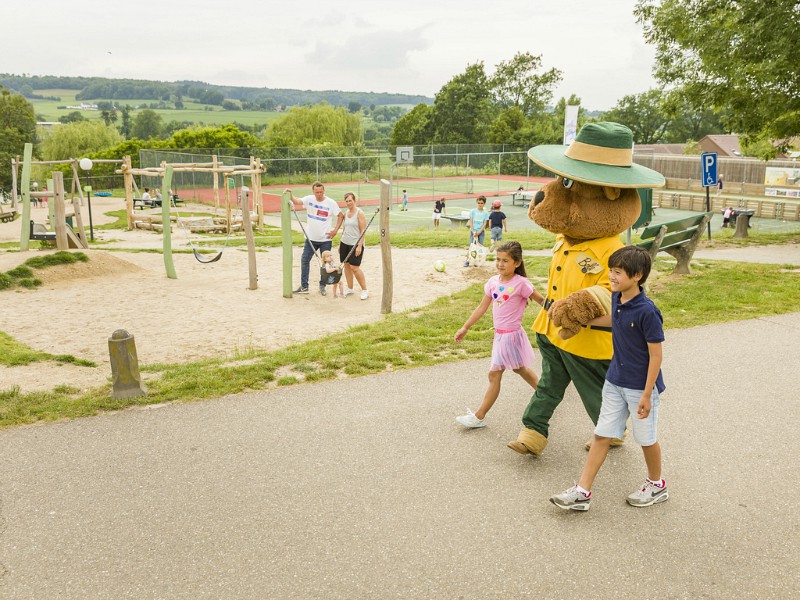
[602,89,672,144]
[222,100,241,111]
[131,109,163,140]
[390,103,433,146]
[0,86,37,193]
[264,102,362,146]
[660,90,728,143]
[40,120,123,161]
[171,124,261,149]
[430,62,493,144]
[100,109,118,126]
[119,104,133,138]
[635,0,800,147]
[490,52,562,116]
[58,111,86,124]
[348,101,362,113]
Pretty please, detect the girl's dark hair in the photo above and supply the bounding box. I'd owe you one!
[608,246,652,285]
[496,241,526,277]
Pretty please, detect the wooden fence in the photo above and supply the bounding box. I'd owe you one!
[653,191,800,221]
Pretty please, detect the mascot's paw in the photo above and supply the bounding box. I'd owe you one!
[507,428,548,456]
[584,431,627,451]
[549,285,611,340]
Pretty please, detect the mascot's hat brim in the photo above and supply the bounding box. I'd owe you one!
[528,122,666,189]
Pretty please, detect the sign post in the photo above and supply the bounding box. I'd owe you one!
[701,152,717,240]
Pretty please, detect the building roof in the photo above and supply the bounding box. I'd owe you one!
[634,144,687,155]
[699,135,742,157]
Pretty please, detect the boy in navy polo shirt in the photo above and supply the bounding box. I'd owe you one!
[550,246,667,511]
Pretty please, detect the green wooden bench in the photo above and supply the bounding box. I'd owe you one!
[636,212,713,274]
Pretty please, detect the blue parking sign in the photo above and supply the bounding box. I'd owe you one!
[701,152,718,187]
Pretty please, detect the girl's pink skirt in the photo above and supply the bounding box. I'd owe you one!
[490,328,535,371]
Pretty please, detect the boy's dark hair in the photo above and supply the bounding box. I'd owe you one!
[608,246,652,286]
[496,241,526,277]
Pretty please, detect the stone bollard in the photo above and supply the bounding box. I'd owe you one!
[108,329,147,399]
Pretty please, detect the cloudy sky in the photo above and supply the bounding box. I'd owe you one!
[3,0,657,111]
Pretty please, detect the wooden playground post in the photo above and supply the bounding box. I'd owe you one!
[212,155,220,210]
[281,190,293,298]
[19,143,33,251]
[379,179,393,314]
[52,171,68,250]
[225,176,233,235]
[254,157,264,229]
[161,165,177,279]
[11,154,19,209]
[240,185,258,290]
[122,156,134,229]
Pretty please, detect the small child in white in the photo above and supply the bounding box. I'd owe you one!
[321,250,344,298]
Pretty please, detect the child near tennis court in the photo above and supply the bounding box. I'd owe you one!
[321,250,344,299]
[454,241,545,428]
[550,246,667,511]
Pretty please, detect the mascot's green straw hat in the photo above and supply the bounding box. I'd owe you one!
[528,122,665,189]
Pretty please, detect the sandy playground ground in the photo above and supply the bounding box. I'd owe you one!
[0,197,489,394]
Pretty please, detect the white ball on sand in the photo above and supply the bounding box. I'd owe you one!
[434,260,446,272]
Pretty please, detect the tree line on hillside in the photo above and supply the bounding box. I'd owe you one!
[0,74,432,111]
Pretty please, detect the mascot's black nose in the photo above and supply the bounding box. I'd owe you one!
[534,191,545,207]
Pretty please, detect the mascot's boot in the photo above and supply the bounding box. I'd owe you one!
[507,428,548,456]
[584,430,627,451]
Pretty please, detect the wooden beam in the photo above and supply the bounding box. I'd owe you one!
[379,179,393,314]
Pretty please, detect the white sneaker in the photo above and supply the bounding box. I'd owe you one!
[360,290,369,300]
[456,409,485,429]
[344,288,354,297]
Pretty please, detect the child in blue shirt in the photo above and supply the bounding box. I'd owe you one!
[550,246,667,511]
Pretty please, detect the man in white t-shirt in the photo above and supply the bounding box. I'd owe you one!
[286,181,342,295]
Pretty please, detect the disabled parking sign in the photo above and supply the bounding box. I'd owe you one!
[701,152,718,187]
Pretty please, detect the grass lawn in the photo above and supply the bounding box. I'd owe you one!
[31,89,282,128]
[1,245,799,428]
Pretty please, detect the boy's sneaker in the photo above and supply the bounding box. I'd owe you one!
[455,409,485,429]
[626,480,669,507]
[550,486,591,511]
[293,286,309,294]
[463,261,470,267]
[319,286,327,296]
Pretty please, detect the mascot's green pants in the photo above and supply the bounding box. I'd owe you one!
[509,333,609,455]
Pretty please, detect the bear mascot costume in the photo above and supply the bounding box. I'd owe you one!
[507,122,665,457]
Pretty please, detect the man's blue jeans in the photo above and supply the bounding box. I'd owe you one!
[301,239,332,289]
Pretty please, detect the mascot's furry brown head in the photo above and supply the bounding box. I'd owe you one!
[528,121,665,243]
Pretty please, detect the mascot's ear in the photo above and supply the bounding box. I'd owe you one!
[601,186,622,201]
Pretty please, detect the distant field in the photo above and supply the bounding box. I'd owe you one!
[30,89,282,128]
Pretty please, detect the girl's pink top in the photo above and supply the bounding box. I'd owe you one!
[485,274,534,331]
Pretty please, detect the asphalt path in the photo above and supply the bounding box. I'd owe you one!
[0,309,798,598]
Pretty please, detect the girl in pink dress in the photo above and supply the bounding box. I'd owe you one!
[454,241,545,428]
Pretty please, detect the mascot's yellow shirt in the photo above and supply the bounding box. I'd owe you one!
[533,234,624,360]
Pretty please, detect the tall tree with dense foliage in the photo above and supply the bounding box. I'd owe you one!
[390,103,433,147]
[264,103,362,146]
[131,109,163,140]
[602,89,672,144]
[490,52,562,116]
[635,0,800,148]
[171,124,261,149]
[0,86,36,193]
[430,63,493,144]
[40,120,123,161]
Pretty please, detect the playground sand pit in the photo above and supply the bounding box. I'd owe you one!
[0,243,488,394]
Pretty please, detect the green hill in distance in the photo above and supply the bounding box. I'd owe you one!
[0,73,432,109]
